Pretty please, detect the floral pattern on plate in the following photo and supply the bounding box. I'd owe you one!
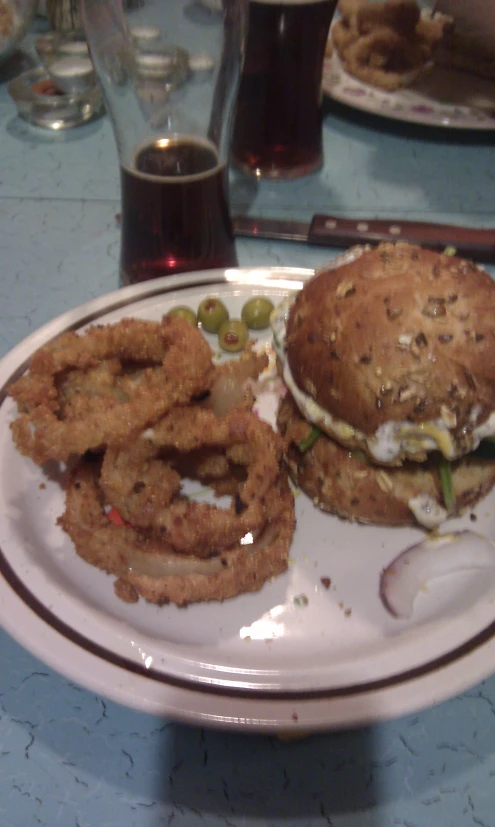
[322,53,495,130]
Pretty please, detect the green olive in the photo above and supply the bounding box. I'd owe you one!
[241,297,275,330]
[217,319,249,353]
[197,296,229,334]
[166,305,198,326]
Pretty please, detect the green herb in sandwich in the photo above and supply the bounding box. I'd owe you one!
[438,453,456,510]
[298,426,321,453]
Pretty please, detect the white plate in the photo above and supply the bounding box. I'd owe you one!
[2,267,495,732]
[322,51,495,130]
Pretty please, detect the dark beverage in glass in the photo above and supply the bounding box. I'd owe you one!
[231,0,337,179]
[120,136,238,285]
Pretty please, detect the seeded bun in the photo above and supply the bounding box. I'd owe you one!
[285,243,495,461]
[277,392,495,526]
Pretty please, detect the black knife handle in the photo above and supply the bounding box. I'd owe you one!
[308,214,495,263]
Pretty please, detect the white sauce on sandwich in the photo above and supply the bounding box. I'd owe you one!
[407,494,448,530]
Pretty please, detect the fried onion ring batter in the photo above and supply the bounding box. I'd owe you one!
[100,408,284,557]
[332,0,450,91]
[59,458,294,606]
[9,316,214,464]
[343,27,427,90]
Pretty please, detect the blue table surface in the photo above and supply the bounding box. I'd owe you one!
[1,20,495,827]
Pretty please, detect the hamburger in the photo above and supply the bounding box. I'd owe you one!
[272,242,495,528]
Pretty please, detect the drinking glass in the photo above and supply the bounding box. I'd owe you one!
[231,0,338,180]
[82,0,247,285]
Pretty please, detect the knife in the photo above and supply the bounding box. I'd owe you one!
[232,214,495,263]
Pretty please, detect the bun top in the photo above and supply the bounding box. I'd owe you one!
[286,243,495,451]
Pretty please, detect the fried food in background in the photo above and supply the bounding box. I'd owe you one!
[0,1,14,38]
[8,314,294,606]
[331,0,451,90]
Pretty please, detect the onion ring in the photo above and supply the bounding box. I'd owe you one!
[332,1,449,92]
[9,315,214,465]
[355,0,420,37]
[99,407,285,557]
[58,458,294,606]
[342,28,426,91]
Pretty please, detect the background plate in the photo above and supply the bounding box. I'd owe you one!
[2,267,495,730]
[322,52,495,130]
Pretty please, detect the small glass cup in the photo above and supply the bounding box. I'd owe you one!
[231,0,338,180]
[82,0,247,285]
[8,67,104,130]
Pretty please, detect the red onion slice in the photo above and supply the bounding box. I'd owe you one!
[380,530,495,619]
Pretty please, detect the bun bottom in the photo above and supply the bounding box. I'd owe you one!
[277,393,495,527]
